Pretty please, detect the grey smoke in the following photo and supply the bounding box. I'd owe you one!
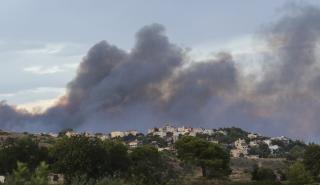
[251,4,320,141]
[1,4,320,141]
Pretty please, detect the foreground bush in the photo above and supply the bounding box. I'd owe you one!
[287,161,314,185]
[0,137,48,174]
[251,164,276,182]
[5,161,49,185]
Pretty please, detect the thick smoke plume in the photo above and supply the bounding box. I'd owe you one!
[1,4,320,141]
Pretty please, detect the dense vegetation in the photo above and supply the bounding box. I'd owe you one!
[0,135,226,184]
[0,130,318,185]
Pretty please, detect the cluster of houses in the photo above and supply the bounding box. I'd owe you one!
[40,124,291,158]
[147,124,216,142]
[147,124,290,158]
[42,130,139,140]
[231,135,289,158]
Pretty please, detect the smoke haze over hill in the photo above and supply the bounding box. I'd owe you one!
[1,3,320,142]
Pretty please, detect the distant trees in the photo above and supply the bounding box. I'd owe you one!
[175,136,231,178]
[212,127,248,144]
[248,143,271,158]
[272,139,307,158]
[121,134,137,143]
[286,145,305,161]
[129,146,175,185]
[142,134,167,148]
[0,137,48,174]
[223,127,248,140]
[303,144,320,179]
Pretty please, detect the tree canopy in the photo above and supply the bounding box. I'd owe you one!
[287,161,314,185]
[175,136,231,178]
[0,137,48,174]
[303,144,320,178]
[50,135,130,183]
[129,145,175,185]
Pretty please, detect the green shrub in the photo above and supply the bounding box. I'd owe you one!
[287,161,314,185]
[251,164,276,182]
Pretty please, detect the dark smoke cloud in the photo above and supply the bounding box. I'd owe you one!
[1,4,320,141]
[249,4,320,141]
[165,53,238,123]
[0,101,32,130]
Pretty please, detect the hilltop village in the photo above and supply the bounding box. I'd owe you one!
[32,124,305,159]
[0,124,313,185]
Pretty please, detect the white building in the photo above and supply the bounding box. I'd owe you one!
[152,131,167,138]
[148,124,217,143]
[269,145,279,153]
[48,133,58,137]
[192,128,204,133]
[96,134,110,141]
[65,131,78,137]
[162,124,176,133]
[248,133,259,139]
[189,132,197,137]
[111,131,126,138]
[271,136,289,141]
[177,126,186,132]
[263,139,272,146]
[217,130,227,135]
[203,129,215,135]
[128,140,139,149]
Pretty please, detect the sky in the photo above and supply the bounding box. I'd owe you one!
[0,0,298,108]
[1,0,320,141]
